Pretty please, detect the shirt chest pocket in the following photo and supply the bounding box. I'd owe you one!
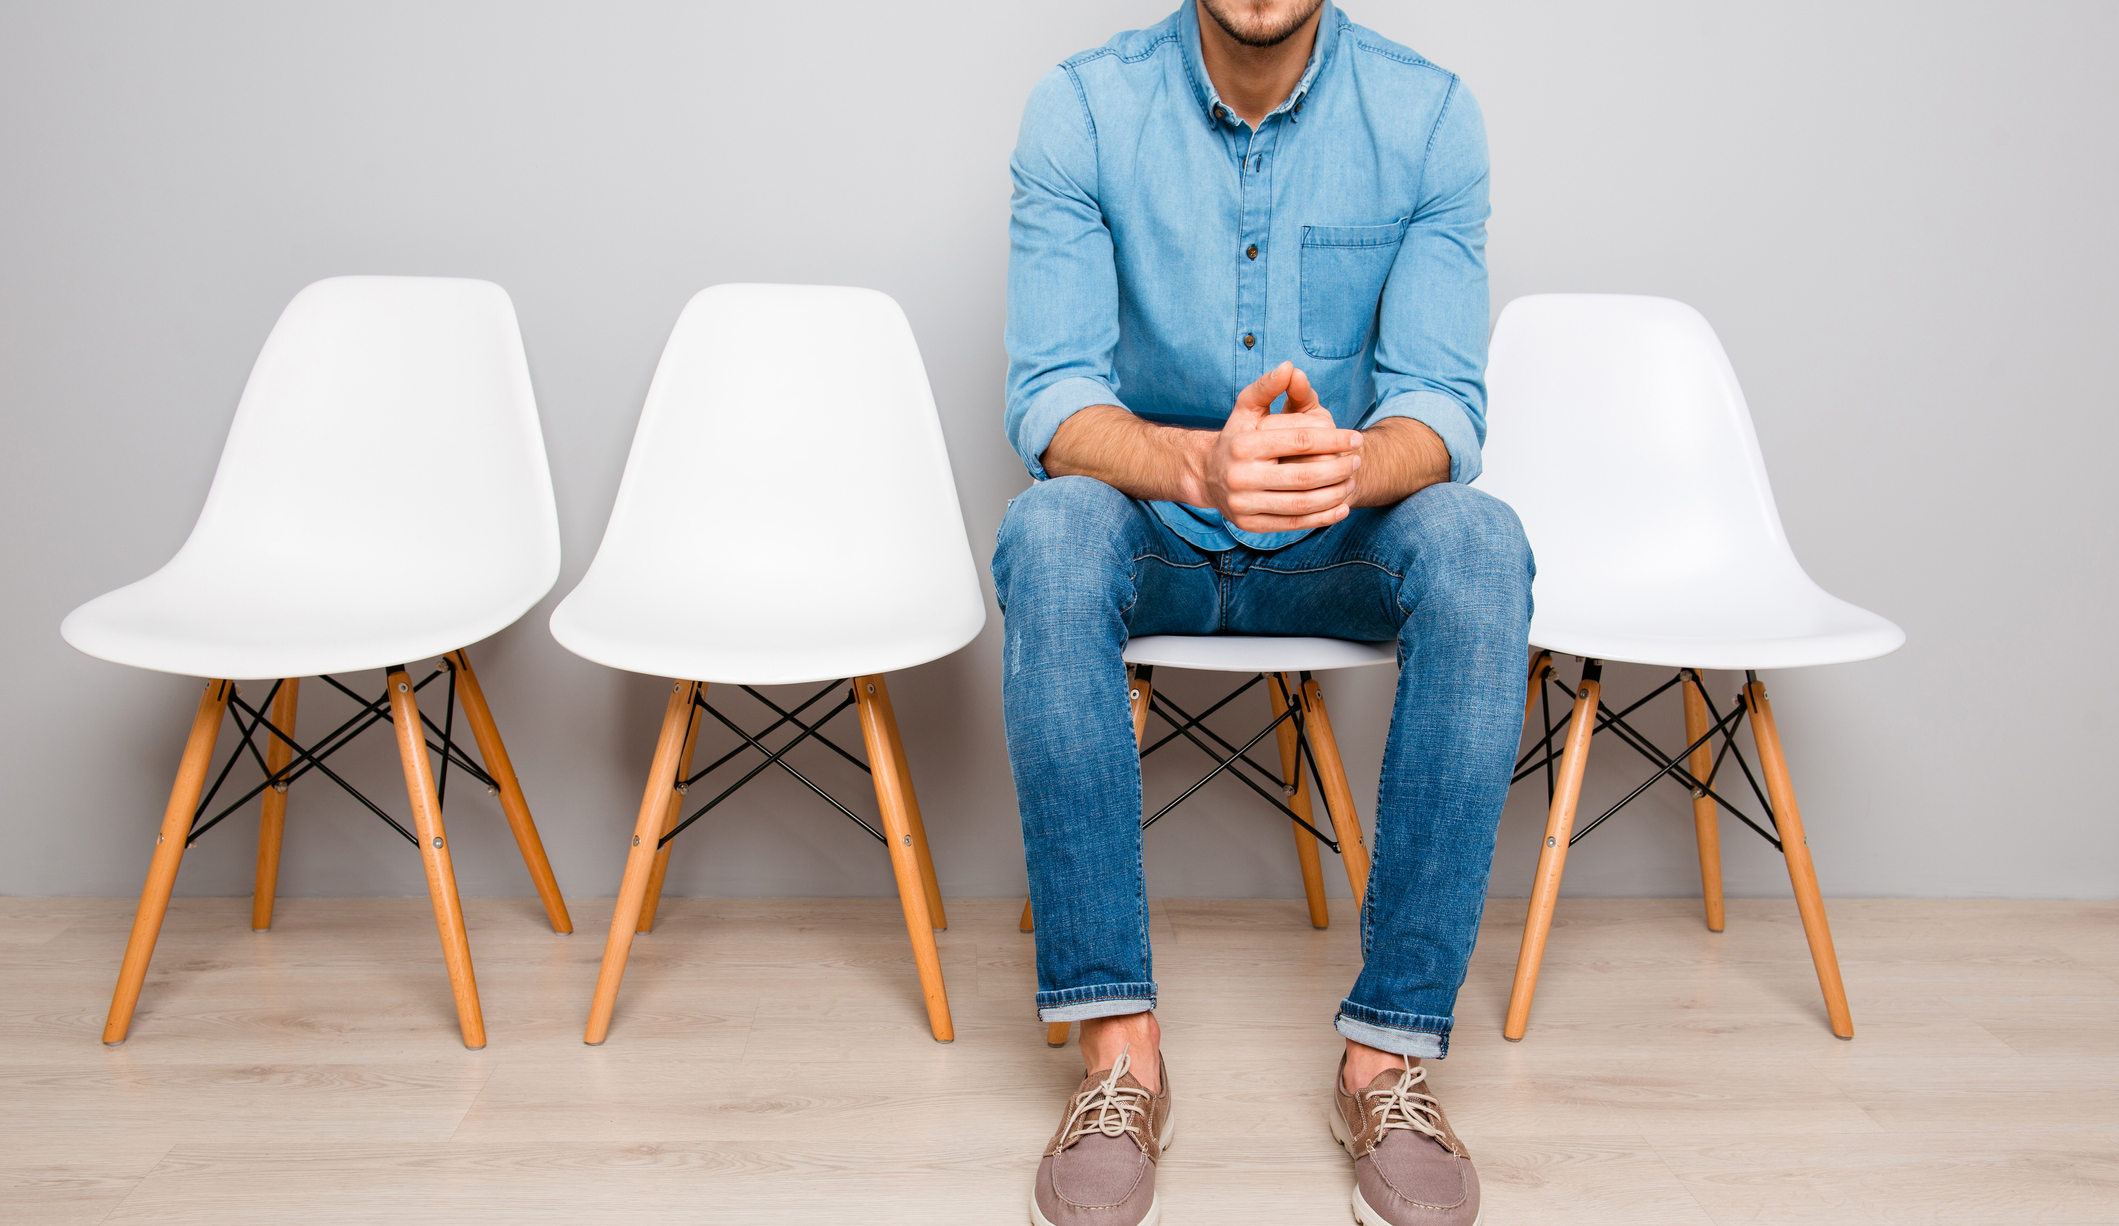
[1299,221,1410,360]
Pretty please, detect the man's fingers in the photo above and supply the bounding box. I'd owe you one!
[1230,361,1296,422]
[1226,502,1355,534]
[1232,426,1363,461]
[1227,481,1356,519]
[1228,453,1360,491]
[1283,366,1322,416]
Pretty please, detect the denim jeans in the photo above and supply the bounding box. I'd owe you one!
[992,475,1533,1058]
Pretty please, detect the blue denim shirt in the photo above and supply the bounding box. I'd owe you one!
[1005,2,1490,551]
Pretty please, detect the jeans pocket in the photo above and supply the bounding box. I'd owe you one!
[1299,221,1409,360]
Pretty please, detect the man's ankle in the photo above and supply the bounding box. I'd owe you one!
[1078,1011,1162,1091]
[1342,1038,1418,1094]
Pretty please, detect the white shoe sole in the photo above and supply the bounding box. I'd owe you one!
[1329,1105,1479,1226]
[1026,1098,1176,1226]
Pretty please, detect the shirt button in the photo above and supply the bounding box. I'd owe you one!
[1242,333,1256,349]
[1213,105,1225,120]
[1247,244,1259,260]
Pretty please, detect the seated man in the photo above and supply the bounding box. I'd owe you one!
[995,3,1531,1224]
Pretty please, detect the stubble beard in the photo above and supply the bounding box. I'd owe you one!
[1199,0,1326,49]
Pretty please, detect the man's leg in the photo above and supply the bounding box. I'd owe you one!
[1229,482,1531,1226]
[993,476,1215,1226]
[993,477,1216,1056]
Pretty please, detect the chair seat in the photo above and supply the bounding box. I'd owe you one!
[61,559,547,680]
[1527,567,1904,671]
[549,581,983,686]
[1122,635,1397,673]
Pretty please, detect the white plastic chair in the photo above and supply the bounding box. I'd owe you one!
[551,283,984,1045]
[1021,634,1396,1046]
[1477,293,1905,1041]
[61,276,573,1050]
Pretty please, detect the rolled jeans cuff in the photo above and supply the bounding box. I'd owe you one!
[1038,982,1158,1023]
[1335,1000,1452,1059]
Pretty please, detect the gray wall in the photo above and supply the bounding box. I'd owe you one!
[2,1,2113,902]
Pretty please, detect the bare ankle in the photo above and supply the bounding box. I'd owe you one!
[1342,1037,1417,1093]
[1079,1011,1162,1092]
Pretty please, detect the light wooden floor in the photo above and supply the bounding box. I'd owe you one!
[3,895,2115,1224]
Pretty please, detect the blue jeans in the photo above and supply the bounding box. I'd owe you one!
[992,476,1533,1058]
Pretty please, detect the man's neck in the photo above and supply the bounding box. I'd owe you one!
[1195,1,1322,127]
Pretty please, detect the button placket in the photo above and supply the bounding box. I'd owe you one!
[1234,118,1276,383]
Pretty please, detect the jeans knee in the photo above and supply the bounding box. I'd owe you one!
[992,476,1136,608]
[1384,484,1534,619]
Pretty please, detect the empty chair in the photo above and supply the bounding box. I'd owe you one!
[1477,293,1904,1040]
[552,283,984,1045]
[62,276,573,1050]
[1020,634,1396,1047]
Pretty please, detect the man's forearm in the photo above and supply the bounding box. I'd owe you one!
[1041,405,1210,505]
[1350,417,1451,507]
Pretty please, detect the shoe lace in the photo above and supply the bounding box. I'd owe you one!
[1060,1046,1154,1147]
[1362,1064,1447,1146]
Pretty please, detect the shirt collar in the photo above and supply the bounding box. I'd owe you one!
[1181,0,1340,130]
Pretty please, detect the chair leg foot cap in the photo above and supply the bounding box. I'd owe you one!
[102,1039,127,1047]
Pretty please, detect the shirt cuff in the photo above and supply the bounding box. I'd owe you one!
[1364,390,1483,484]
[1013,376,1126,480]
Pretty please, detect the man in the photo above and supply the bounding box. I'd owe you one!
[997,2,1529,1224]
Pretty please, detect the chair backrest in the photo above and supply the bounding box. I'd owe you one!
[1477,294,1809,595]
[572,283,984,675]
[171,276,558,612]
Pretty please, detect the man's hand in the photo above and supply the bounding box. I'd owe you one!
[1200,362,1363,532]
[1039,361,1446,530]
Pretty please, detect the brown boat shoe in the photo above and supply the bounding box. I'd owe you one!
[1329,1055,1480,1226]
[1031,1046,1174,1226]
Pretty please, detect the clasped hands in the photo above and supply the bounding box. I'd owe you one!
[1186,361,1364,534]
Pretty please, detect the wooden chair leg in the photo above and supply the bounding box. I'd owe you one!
[853,675,954,1042]
[585,680,698,1045]
[104,679,232,1045]
[1745,677,1854,1039]
[1295,676,1371,909]
[1681,671,1727,933]
[386,666,485,1050]
[1047,1020,1072,1047]
[251,678,300,932]
[446,649,572,935]
[868,675,947,931]
[1272,674,1329,929]
[1504,660,1602,1042]
[1521,649,1552,732]
[638,694,701,934]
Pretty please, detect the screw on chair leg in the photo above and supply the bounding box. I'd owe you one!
[854,675,954,1042]
[1745,678,1854,1039]
[1681,671,1727,933]
[638,692,702,935]
[586,680,698,1045]
[386,667,486,1050]
[251,678,300,932]
[447,649,573,935]
[1504,660,1601,1042]
[104,679,232,1046]
[1271,674,1329,928]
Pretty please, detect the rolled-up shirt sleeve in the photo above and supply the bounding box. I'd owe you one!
[1364,78,1491,484]
[1005,67,1124,481]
